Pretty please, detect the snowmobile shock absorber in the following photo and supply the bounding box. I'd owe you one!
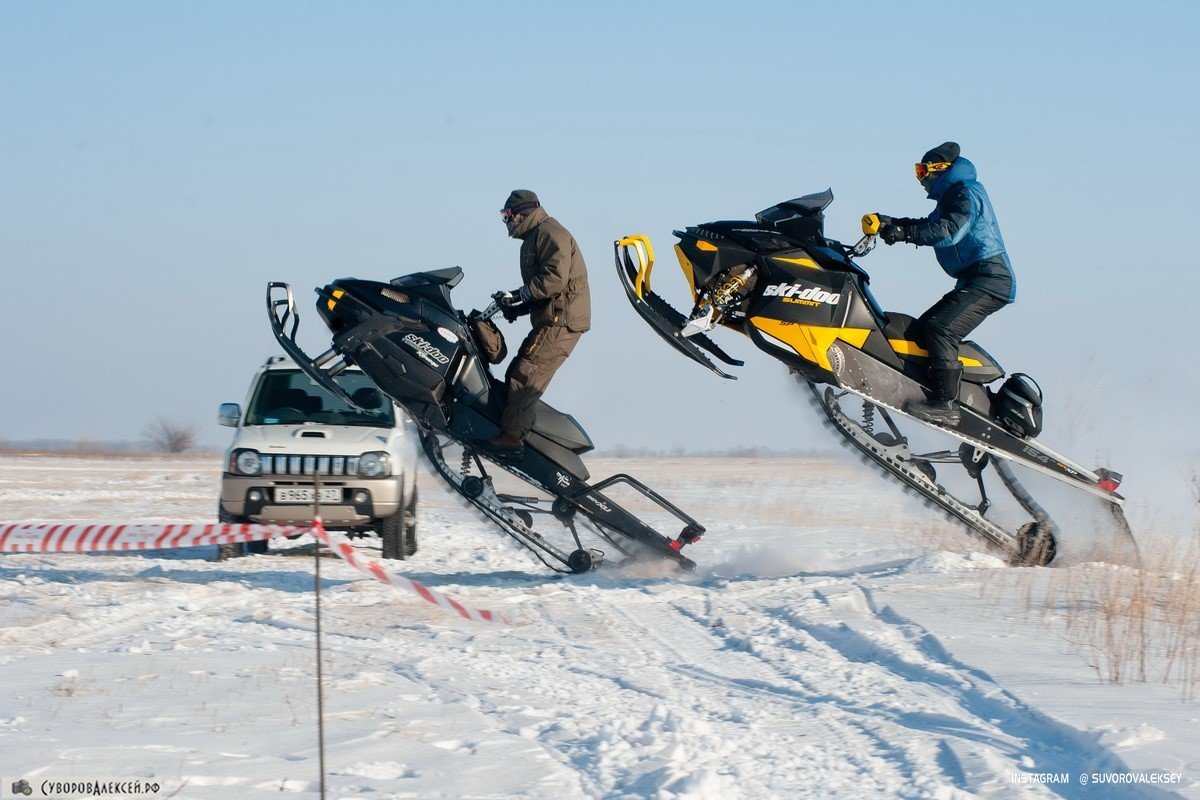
[711,267,756,309]
[861,402,876,435]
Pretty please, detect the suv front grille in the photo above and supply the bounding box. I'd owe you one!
[261,454,360,476]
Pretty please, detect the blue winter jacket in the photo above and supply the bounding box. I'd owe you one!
[905,157,1015,303]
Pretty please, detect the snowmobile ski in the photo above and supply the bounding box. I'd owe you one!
[615,235,743,379]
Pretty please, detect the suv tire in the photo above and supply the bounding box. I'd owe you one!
[404,486,418,558]
[380,503,409,561]
[216,506,268,560]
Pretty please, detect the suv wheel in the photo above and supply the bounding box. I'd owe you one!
[380,503,409,561]
[404,486,418,558]
[216,506,268,560]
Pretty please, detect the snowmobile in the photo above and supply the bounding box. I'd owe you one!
[615,190,1133,566]
[265,269,705,574]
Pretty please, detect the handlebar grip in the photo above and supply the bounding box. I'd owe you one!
[861,213,881,236]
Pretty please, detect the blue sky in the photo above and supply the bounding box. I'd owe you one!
[2,2,1197,479]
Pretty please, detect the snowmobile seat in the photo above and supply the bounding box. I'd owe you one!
[530,401,594,454]
[881,312,1005,384]
[478,376,594,455]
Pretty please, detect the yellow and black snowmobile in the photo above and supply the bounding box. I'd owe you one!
[616,190,1134,565]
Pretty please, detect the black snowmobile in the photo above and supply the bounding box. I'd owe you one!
[615,190,1133,566]
[266,270,705,573]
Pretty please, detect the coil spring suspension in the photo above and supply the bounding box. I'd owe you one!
[461,449,472,477]
[861,402,876,435]
[710,267,756,308]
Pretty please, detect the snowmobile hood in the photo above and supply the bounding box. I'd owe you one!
[233,424,397,456]
[926,157,977,200]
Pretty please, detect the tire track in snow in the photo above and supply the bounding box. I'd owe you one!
[510,586,928,799]
[748,579,1181,799]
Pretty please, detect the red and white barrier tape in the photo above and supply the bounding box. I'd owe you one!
[0,521,306,552]
[0,520,505,625]
[309,519,503,625]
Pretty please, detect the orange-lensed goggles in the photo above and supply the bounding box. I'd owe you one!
[914,161,953,180]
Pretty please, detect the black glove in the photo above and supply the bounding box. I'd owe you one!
[879,219,908,245]
[493,289,532,323]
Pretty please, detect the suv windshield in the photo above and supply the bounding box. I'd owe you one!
[244,369,395,427]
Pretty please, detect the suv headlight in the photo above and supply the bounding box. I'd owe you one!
[231,449,262,476]
[357,451,392,478]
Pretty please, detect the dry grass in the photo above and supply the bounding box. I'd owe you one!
[989,475,1200,699]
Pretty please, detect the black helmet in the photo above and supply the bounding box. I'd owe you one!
[915,141,960,189]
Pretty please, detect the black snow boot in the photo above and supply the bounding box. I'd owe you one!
[904,367,962,426]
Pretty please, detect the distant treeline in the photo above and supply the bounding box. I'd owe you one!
[0,439,218,456]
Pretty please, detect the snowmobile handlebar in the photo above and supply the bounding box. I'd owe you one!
[848,213,880,258]
[480,297,505,320]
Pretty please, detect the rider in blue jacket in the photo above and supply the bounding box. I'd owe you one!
[877,142,1015,426]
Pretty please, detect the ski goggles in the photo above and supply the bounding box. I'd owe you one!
[914,161,953,180]
[501,201,539,222]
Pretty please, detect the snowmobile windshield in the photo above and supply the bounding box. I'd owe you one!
[754,190,833,242]
[244,369,395,427]
[755,190,834,224]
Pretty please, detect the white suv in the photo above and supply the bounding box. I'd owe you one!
[218,356,419,559]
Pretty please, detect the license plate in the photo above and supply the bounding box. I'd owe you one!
[274,487,342,505]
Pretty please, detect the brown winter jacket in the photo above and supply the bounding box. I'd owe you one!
[511,207,591,332]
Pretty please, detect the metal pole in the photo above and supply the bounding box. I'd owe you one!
[313,475,328,800]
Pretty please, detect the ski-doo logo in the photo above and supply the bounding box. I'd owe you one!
[402,334,450,367]
[587,496,612,512]
[556,472,570,488]
[763,283,841,306]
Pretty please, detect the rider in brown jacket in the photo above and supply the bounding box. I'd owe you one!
[486,190,591,459]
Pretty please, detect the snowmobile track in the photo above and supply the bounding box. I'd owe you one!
[803,382,1016,558]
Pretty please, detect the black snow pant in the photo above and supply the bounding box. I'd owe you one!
[915,286,1007,371]
[500,324,584,440]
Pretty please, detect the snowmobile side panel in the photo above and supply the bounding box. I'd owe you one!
[751,317,871,373]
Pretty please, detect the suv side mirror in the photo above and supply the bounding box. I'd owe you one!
[218,403,242,428]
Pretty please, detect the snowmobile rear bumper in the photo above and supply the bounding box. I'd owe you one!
[614,236,743,380]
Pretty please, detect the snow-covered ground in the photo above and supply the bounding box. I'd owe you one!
[1,454,1196,799]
